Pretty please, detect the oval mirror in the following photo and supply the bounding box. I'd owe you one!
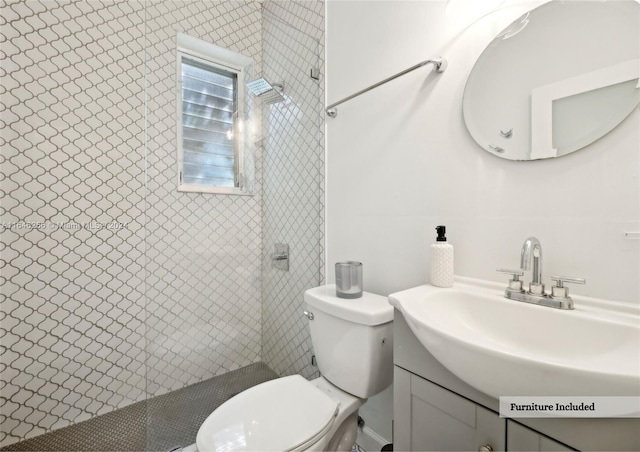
[463,0,640,161]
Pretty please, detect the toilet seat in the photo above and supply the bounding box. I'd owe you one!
[196,375,339,451]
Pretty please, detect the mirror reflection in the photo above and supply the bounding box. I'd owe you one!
[463,0,640,161]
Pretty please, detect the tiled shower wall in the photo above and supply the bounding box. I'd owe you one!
[1,1,147,446]
[0,0,266,447]
[261,0,325,379]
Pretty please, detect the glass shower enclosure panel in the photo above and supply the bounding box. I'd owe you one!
[143,1,267,450]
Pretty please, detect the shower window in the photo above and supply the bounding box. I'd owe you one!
[176,34,253,194]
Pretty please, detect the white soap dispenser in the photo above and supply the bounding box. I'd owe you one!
[430,225,454,288]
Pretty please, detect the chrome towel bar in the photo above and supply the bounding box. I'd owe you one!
[325,57,447,118]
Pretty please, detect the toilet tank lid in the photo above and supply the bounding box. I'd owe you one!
[304,285,393,326]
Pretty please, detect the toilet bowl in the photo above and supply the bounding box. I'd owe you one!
[196,375,362,451]
[196,284,393,451]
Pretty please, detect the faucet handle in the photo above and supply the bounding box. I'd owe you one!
[496,268,524,291]
[496,268,524,277]
[550,275,586,299]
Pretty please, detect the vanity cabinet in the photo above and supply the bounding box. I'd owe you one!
[393,311,640,451]
[395,366,575,452]
[394,367,505,451]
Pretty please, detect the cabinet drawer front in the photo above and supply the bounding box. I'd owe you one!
[411,373,476,427]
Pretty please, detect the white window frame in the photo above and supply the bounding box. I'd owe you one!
[176,33,253,195]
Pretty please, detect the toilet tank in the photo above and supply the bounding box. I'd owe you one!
[304,284,393,399]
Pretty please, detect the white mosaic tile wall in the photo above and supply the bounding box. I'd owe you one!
[261,0,325,380]
[1,0,326,446]
[0,0,265,446]
[1,1,147,446]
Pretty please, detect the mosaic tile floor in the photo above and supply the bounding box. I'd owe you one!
[2,362,278,452]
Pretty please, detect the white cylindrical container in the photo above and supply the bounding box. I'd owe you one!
[430,225,454,288]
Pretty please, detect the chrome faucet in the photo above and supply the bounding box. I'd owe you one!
[520,237,544,295]
[497,237,585,310]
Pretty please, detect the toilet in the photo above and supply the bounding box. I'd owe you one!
[196,284,394,451]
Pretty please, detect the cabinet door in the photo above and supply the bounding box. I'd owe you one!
[507,420,575,451]
[395,367,505,451]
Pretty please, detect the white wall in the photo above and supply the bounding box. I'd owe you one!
[326,0,639,446]
[326,0,639,303]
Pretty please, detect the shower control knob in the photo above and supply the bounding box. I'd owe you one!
[478,445,493,452]
[500,128,513,138]
[303,310,314,320]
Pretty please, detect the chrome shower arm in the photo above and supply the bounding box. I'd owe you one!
[325,57,447,118]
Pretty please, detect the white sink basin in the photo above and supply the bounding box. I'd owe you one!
[389,277,640,398]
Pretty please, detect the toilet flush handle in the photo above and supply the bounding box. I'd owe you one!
[303,310,314,320]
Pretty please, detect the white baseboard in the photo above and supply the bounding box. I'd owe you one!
[356,425,390,452]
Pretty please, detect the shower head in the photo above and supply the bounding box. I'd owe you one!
[246,78,285,104]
